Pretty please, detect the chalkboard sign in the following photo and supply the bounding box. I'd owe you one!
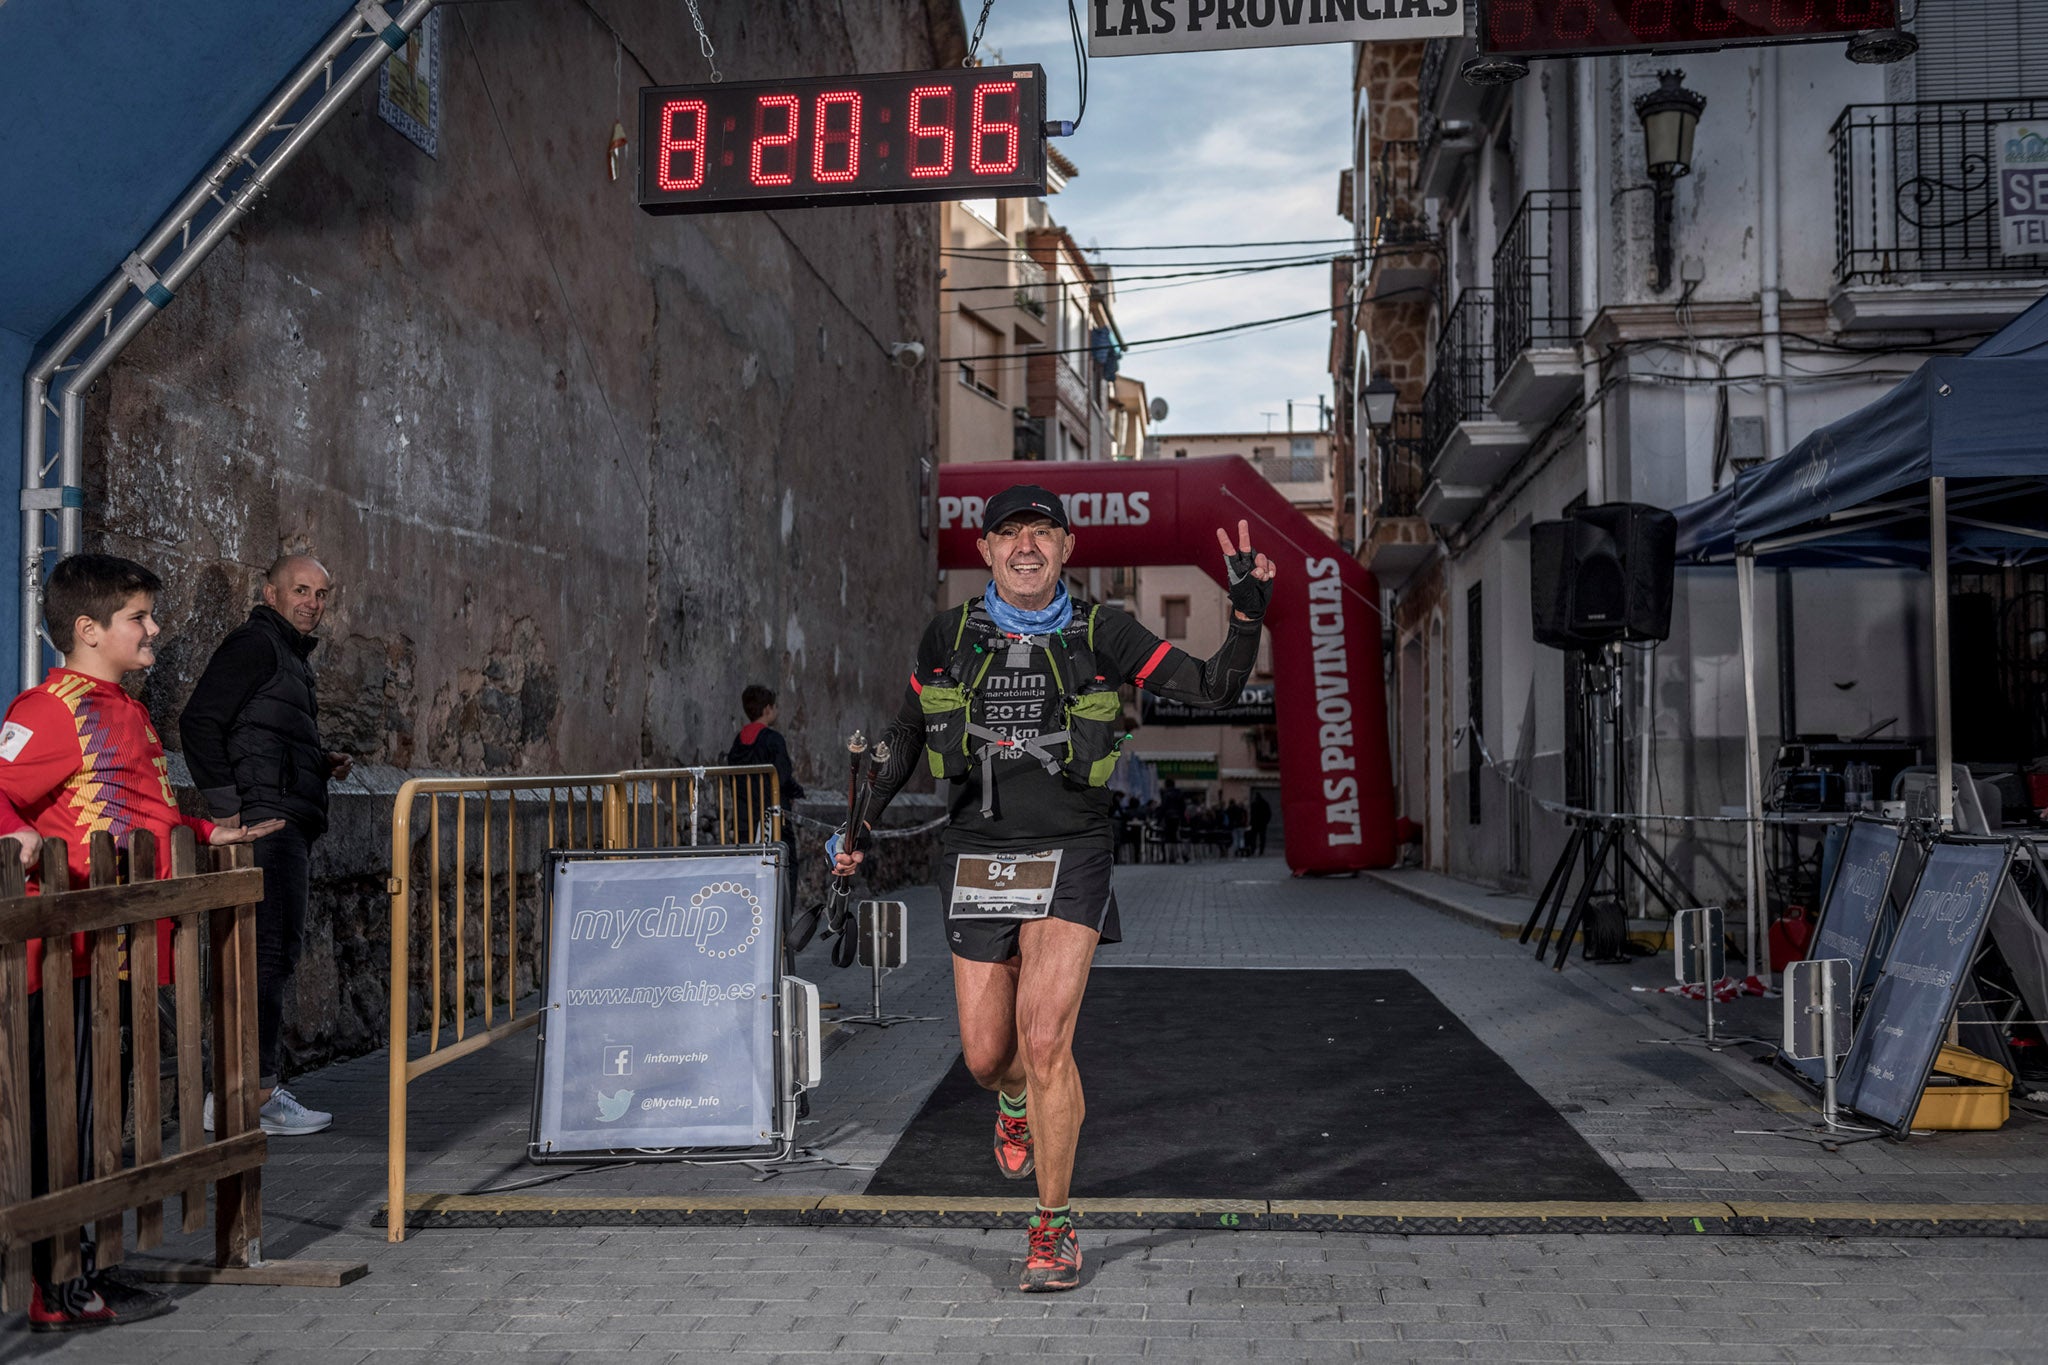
[1784,819,1904,1091]
[531,846,786,1160]
[1837,838,2013,1137]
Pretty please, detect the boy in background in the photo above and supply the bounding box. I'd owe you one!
[1,554,278,1332]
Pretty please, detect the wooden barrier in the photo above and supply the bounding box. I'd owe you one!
[0,828,364,1307]
[385,765,781,1241]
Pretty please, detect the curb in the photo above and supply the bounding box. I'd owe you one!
[379,1194,2048,1238]
[1363,870,1527,939]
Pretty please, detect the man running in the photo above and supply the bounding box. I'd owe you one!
[830,483,1273,1292]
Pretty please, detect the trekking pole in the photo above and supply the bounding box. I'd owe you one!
[821,731,867,953]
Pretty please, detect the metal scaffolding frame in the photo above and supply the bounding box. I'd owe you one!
[18,0,437,689]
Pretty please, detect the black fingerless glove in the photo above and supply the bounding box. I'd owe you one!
[1225,550,1272,621]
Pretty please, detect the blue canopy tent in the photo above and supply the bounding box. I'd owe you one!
[1671,293,2048,945]
[0,1,432,687]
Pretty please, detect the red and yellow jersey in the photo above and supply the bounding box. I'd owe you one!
[0,668,215,992]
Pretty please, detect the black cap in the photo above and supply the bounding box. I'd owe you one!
[981,484,1068,533]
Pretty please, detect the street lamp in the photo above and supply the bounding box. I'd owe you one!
[1633,70,1706,293]
[1363,373,1398,429]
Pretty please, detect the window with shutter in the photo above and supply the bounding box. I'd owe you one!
[1913,0,2048,100]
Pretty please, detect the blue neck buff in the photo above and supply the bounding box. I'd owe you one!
[984,579,1074,636]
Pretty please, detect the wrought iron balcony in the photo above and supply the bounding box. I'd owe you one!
[1831,98,2048,285]
[1374,410,1427,519]
[1492,190,1580,358]
[1422,288,1495,457]
[1373,139,1432,250]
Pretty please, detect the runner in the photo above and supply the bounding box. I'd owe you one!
[830,482,1274,1292]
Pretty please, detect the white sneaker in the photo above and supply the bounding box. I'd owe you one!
[258,1088,332,1136]
[200,1088,332,1136]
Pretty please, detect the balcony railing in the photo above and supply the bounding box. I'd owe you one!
[1373,139,1432,249]
[1831,98,2048,285]
[1254,453,1328,485]
[1418,39,1447,151]
[1493,190,1579,358]
[1375,410,1427,519]
[1422,288,1494,456]
[1014,252,1048,317]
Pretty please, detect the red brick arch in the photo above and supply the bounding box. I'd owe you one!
[935,457,1395,873]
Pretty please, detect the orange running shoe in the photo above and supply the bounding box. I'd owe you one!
[993,1108,1035,1180]
[1019,1216,1081,1292]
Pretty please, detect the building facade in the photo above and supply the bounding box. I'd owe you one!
[1341,8,2048,902]
[935,159,1147,617]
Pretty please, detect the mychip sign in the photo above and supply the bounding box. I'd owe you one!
[1087,0,1466,57]
[532,848,785,1159]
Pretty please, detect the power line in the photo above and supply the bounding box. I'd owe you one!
[941,255,1350,292]
[945,235,1358,253]
[938,304,1332,366]
[941,247,1349,269]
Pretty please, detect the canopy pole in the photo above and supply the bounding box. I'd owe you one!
[1931,476,1952,829]
[1737,551,1764,973]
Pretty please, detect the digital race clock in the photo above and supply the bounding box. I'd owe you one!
[637,67,1047,216]
[1480,0,1897,58]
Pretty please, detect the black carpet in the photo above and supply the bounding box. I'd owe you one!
[865,968,1636,1202]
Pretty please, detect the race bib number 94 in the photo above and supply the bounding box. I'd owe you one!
[949,850,1064,920]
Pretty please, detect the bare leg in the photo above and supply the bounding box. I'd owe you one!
[1011,917,1099,1209]
[952,954,1026,1096]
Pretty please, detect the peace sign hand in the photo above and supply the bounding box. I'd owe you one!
[1215,519,1276,622]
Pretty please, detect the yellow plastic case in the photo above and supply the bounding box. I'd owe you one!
[1910,1044,2014,1131]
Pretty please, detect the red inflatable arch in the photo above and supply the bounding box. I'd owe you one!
[935,457,1395,873]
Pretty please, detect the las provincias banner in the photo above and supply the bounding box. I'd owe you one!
[934,456,1397,874]
[1087,0,1466,58]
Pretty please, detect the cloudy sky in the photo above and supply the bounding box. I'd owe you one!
[988,11,1354,437]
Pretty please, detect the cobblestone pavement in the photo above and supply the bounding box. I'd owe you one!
[11,858,2048,1362]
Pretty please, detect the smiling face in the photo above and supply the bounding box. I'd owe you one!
[977,514,1074,612]
[72,591,160,679]
[263,557,332,636]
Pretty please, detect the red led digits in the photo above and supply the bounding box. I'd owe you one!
[1773,0,1817,22]
[658,99,709,192]
[1551,0,1595,37]
[749,94,800,187]
[1692,0,1736,32]
[1629,0,1676,34]
[812,91,862,184]
[907,85,956,179]
[969,81,1020,176]
[1489,0,1537,41]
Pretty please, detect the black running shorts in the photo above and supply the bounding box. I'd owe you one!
[941,847,1122,962]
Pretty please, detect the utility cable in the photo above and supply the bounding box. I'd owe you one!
[940,255,1349,291]
[944,236,1357,253]
[938,303,1330,365]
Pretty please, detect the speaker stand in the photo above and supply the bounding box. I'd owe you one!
[1521,813,1700,971]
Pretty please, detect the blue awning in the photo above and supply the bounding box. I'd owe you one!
[1673,293,2048,567]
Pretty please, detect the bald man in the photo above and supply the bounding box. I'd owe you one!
[179,554,352,1136]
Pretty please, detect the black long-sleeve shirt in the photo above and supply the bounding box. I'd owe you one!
[865,602,1263,853]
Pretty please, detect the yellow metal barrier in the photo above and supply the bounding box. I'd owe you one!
[386,765,781,1241]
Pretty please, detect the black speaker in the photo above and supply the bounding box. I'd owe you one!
[1529,503,1677,650]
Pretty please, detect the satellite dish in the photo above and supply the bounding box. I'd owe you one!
[1148,397,1169,423]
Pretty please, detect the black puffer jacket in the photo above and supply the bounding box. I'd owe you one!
[179,605,330,837]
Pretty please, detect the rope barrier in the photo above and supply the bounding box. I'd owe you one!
[783,808,951,840]
[1460,724,1758,828]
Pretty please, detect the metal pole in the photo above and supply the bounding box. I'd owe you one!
[1737,552,1764,972]
[1931,476,1953,829]
[1820,964,1840,1129]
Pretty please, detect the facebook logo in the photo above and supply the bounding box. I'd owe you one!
[600,1045,633,1078]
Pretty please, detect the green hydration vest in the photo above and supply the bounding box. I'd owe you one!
[917,601,1132,818]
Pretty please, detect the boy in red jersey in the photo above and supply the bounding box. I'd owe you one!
[2,554,278,1333]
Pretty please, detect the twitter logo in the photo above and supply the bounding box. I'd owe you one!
[595,1088,635,1122]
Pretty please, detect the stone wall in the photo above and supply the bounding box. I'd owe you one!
[80,1,965,1078]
